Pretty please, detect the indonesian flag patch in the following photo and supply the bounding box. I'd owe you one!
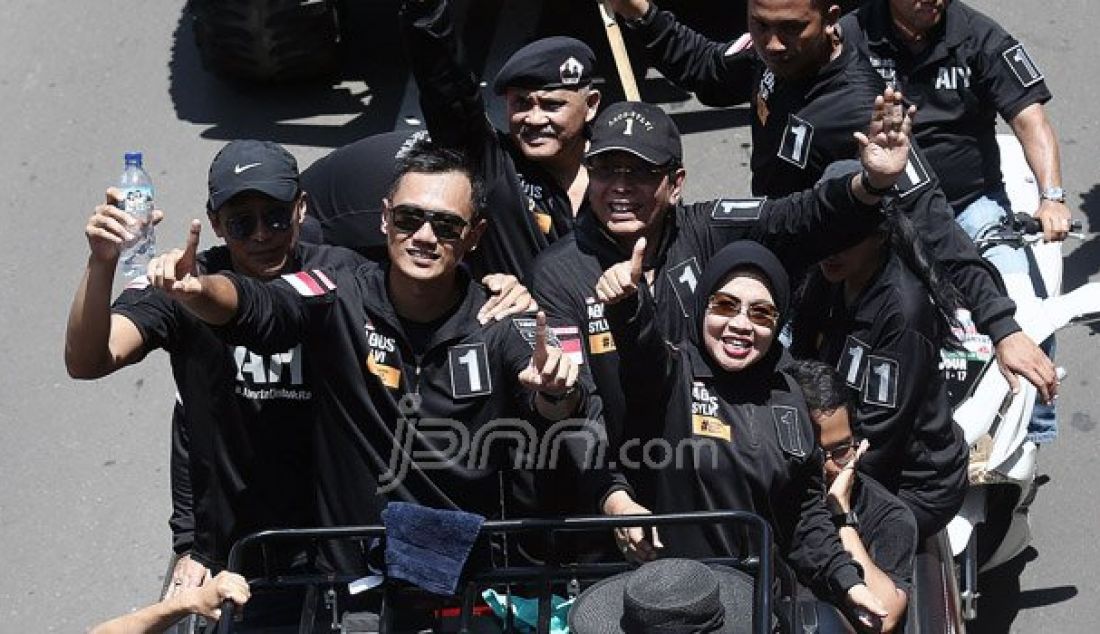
[282,270,336,297]
[551,326,585,365]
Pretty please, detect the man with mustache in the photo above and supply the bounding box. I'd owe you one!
[400,0,600,279]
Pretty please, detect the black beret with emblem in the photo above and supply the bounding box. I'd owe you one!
[492,36,595,94]
[586,101,683,166]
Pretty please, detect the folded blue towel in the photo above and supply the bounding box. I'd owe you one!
[382,502,485,596]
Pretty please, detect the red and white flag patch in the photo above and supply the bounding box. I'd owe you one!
[282,270,336,297]
[551,326,584,365]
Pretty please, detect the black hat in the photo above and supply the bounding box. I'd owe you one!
[208,140,299,211]
[493,36,595,94]
[569,559,754,634]
[586,101,683,166]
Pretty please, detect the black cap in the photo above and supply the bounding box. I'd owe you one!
[208,140,299,211]
[493,36,595,94]
[586,101,683,166]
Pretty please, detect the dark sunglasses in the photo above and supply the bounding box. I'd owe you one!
[823,438,860,467]
[586,162,673,184]
[706,292,780,328]
[224,206,295,241]
[389,204,471,241]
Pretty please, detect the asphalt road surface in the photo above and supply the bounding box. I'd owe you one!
[1,1,1097,632]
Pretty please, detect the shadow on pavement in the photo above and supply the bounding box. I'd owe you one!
[970,546,1078,634]
[166,1,750,152]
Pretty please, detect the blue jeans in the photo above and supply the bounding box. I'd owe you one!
[956,190,1058,443]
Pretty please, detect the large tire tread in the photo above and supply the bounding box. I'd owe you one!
[191,0,340,83]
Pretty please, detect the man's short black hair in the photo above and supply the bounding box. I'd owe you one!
[787,359,856,415]
[387,140,487,219]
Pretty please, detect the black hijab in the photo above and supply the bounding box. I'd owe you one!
[690,241,791,388]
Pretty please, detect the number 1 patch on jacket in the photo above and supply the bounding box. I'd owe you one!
[448,343,492,399]
[772,406,806,458]
[836,335,871,390]
[863,355,899,409]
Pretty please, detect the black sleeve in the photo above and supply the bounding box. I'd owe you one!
[782,444,865,598]
[400,0,496,151]
[168,399,194,555]
[889,164,1020,342]
[973,17,1052,119]
[625,2,753,107]
[604,284,678,416]
[111,286,183,356]
[219,272,324,354]
[702,174,883,274]
[854,323,939,480]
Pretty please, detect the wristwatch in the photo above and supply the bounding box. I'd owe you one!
[831,510,860,530]
[1040,186,1066,203]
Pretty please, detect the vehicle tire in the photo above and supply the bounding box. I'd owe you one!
[190,0,341,83]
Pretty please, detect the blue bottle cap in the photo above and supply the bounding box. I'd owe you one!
[124,152,143,166]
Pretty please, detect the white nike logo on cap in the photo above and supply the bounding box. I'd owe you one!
[234,162,262,174]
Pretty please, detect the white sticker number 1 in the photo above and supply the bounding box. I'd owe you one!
[678,265,698,293]
[623,118,635,136]
[873,362,891,403]
[458,348,482,392]
[789,124,808,162]
[846,345,864,385]
[1014,48,1039,79]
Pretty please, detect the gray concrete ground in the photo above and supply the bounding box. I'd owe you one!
[0,0,1097,631]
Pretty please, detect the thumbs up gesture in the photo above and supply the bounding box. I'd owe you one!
[595,237,646,305]
[518,311,580,400]
[148,219,204,298]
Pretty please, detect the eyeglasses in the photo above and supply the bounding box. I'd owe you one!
[823,438,860,468]
[587,163,672,185]
[224,206,295,240]
[388,204,471,241]
[705,293,779,328]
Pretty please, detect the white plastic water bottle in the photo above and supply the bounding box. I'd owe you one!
[118,152,156,278]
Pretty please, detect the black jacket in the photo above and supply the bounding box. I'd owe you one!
[222,253,602,571]
[623,2,1021,343]
[400,0,575,280]
[532,177,882,448]
[594,286,864,598]
[841,0,1053,211]
[791,254,969,537]
[112,242,358,568]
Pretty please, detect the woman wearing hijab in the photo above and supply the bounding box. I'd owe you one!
[589,239,888,626]
[790,203,969,540]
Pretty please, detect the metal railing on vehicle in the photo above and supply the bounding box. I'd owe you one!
[216,510,773,634]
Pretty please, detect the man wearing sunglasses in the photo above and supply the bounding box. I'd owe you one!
[531,96,913,454]
[789,359,917,633]
[143,141,600,577]
[65,140,366,620]
[400,0,600,280]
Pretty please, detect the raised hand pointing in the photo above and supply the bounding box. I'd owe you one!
[518,311,580,400]
[148,219,204,298]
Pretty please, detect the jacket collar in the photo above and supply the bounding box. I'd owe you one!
[357,262,488,351]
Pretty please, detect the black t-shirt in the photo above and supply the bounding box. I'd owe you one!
[111,242,361,568]
[851,474,918,592]
[841,0,1053,211]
